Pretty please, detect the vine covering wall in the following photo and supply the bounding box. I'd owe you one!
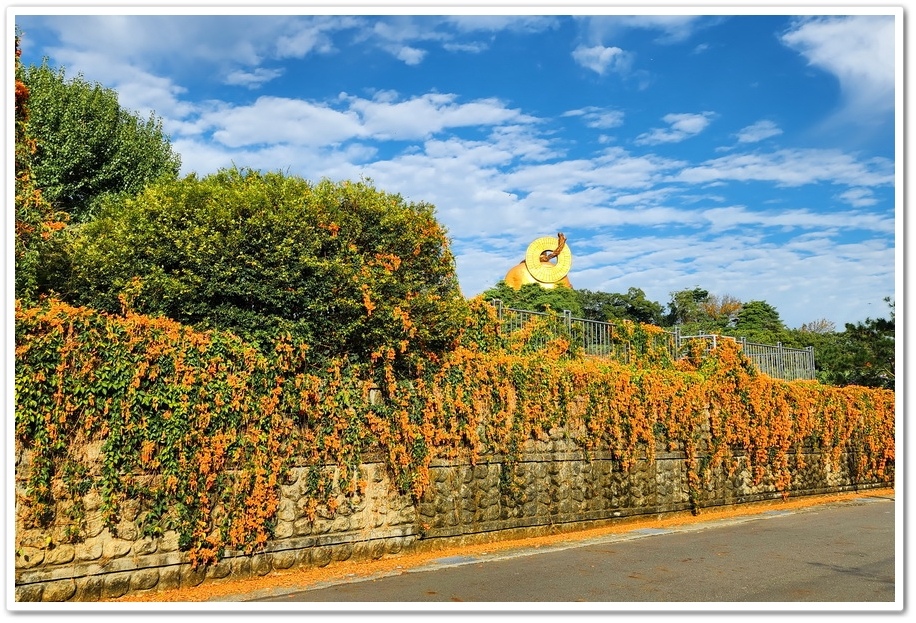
[15,297,895,570]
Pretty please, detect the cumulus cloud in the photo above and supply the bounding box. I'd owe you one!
[636,112,716,145]
[837,187,879,208]
[572,44,634,75]
[780,15,895,119]
[392,45,426,65]
[184,92,538,150]
[347,93,536,140]
[274,16,357,58]
[206,97,363,148]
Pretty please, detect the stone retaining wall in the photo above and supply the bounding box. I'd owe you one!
[14,438,891,602]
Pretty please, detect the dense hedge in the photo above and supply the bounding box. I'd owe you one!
[66,169,467,373]
[15,297,895,566]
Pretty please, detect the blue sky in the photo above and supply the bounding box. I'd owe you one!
[12,5,900,329]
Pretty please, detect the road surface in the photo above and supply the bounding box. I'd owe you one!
[250,492,897,606]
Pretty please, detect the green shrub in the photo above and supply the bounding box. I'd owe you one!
[69,168,468,373]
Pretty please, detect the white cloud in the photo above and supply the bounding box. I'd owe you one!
[392,45,427,65]
[701,205,892,235]
[676,148,894,187]
[635,112,715,145]
[175,92,539,151]
[274,17,358,58]
[576,15,707,46]
[345,93,536,140]
[224,67,284,89]
[563,107,625,130]
[203,97,363,147]
[443,41,488,54]
[735,120,783,143]
[780,16,895,119]
[837,187,879,208]
[445,15,559,34]
[610,15,707,43]
[572,45,633,76]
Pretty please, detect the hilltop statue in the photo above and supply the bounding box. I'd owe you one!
[504,233,573,290]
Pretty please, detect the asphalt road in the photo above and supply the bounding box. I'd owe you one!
[253,493,897,606]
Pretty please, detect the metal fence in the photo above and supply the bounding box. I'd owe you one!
[489,300,815,381]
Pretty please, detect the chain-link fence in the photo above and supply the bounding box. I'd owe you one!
[489,300,815,381]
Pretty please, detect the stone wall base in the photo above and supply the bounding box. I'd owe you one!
[14,447,892,602]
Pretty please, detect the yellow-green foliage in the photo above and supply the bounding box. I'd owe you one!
[15,297,894,566]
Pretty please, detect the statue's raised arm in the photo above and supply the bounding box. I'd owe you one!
[544,233,566,261]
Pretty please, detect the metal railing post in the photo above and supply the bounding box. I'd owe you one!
[777,342,784,380]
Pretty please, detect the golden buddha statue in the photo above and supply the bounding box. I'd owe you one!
[504,233,573,290]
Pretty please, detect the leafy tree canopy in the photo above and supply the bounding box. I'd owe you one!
[811,297,895,389]
[480,281,584,317]
[68,168,468,372]
[729,299,788,342]
[579,287,664,325]
[21,60,181,222]
[14,33,68,304]
[665,287,710,326]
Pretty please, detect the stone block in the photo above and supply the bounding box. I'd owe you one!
[103,538,132,559]
[114,523,138,541]
[390,536,410,554]
[312,546,333,568]
[76,542,103,562]
[206,559,233,580]
[42,578,76,602]
[251,554,272,577]
[158,532,180,553]
[272,550,298,570]
[102,572,132,600]
[273,519,294,539]
[276,498,297,522]
[332,543,354,562]
[179,564,207,588]
[368,539,387,560]
[130,569,160,592]
[74,576,104,602]
[120,499,141,522]
[83,514,106,538]
[231,556,252,580]
[330,515,352,533]
[133,537,158,556]
[15,583,44,602]
[15,546,45,569]
[157,566,182,591]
